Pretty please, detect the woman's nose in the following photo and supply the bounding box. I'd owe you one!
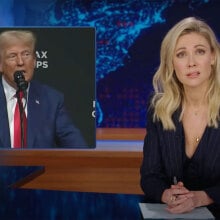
[188,54,196,67]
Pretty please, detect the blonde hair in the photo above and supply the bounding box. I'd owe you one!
[0,30,36,58]
[151,17,220,130]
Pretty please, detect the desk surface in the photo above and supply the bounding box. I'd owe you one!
[0,134,145,219]
[0,165,44,189]
[96,128,146,140]
[0,140,144,194]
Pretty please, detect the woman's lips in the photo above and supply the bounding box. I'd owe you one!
[186,71,200,78]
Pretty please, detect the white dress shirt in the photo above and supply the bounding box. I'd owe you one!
[2,76,28,148]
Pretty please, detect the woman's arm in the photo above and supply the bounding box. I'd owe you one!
[140,107,170,201]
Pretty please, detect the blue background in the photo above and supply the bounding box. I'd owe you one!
[0,0,219,128]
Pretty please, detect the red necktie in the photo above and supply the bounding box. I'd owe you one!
[14,91,27,148]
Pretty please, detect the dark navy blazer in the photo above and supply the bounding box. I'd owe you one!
[140,106,220,208]
[0,79,86,148]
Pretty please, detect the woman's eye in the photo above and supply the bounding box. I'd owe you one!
[196,49,205,55]
[176,51,185,58]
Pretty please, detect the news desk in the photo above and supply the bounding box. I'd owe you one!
[0,128,146,219]
[0,128,219,219]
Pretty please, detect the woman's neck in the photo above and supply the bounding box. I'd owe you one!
[183,86,208,107]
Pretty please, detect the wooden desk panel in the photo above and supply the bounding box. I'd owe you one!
[96,128,146,140]
[0,148,144,195]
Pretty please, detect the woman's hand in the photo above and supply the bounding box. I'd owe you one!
[166,192,195,213]
[161,181,192,207]
[167,190,214,214]
[162,182,214,214]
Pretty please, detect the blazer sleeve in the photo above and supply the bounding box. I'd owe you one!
[203,147,220,205]
[200,125,220,205]
[140,106,170,202]
[54,93,87,147]
[205,185,220,205]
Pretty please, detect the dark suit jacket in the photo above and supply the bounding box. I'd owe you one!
[0,79,86,148]
[140,106,220,207]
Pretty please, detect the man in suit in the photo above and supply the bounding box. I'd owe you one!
[0,29,86,148]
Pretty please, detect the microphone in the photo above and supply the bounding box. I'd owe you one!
[13,71,28,148]
[14,71,28,92]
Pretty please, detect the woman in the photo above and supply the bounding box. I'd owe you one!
[140,17,220,217]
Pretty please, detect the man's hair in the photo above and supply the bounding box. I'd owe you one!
[0,30,36,56]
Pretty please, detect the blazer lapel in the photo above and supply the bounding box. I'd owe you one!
[0,79,11,148]
[27,82,41,147]
[170,110,184,179]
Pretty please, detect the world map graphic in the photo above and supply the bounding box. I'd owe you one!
[0,0,216,127]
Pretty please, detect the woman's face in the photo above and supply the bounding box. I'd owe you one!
[173,32,215,90]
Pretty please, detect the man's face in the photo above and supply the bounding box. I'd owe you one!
[0,40,36,89]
